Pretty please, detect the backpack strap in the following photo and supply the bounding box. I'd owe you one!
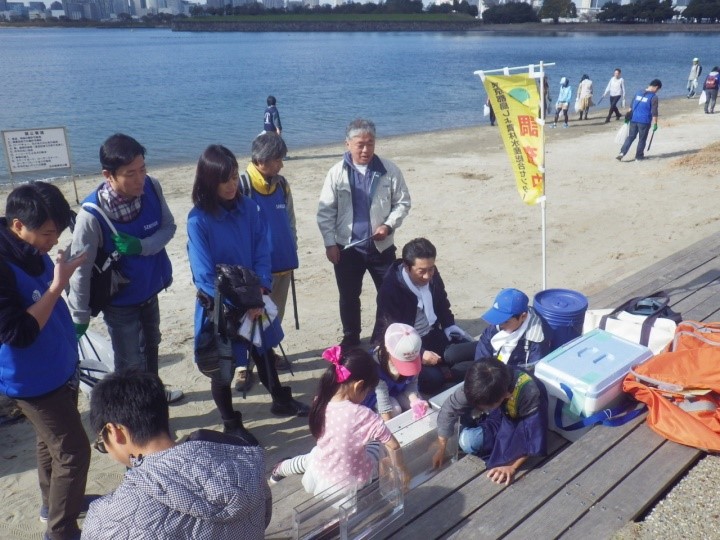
[82,202,119,235]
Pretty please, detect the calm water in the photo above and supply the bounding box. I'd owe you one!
[0,28,706,182]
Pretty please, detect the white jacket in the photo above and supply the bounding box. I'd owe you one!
[317,156,411,253]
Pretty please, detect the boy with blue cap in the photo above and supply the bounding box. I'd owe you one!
[475,288,550,368]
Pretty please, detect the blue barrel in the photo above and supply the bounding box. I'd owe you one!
[533,289,588,350]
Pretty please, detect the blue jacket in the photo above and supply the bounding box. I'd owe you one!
[0,220,77,398]
[84,178,173,306]
[475,307,550,367]
[187,197,282,363]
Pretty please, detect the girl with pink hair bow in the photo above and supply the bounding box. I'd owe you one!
[269,346,410,495]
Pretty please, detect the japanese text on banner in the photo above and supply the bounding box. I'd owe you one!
[483,74,544,205]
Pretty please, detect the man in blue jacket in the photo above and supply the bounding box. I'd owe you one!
[263,95,282,136]
[68,133,182,403]
[0,182,90,540]
[617,79,662,162]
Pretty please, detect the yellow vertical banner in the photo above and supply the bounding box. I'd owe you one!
[483,74,544,205]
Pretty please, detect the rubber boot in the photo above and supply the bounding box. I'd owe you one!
[223,411,259,445]
[271,386,310,417]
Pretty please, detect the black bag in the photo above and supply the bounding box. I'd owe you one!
[78,203,130,317]
[195,290,234,385]
[215,264,264,316]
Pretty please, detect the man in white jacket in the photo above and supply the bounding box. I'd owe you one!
[317,118,411,347]
[603,68,626,123]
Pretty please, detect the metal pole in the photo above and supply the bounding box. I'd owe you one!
[290,271,299,330]
[540,61,548,291]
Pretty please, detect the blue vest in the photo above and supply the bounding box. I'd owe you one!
[85,178,173,306]
[631,91,655,125]
[247,187,298,273]
[362,365,413,411]
[0,258,77,398]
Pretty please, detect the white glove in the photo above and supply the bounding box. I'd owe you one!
[444,324,473,342]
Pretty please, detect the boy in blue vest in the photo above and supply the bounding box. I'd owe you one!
[235,133,298,387]
[617,79,662,162]
[0,182,91,540]
[432,359,548,486]
[68,133,182,403]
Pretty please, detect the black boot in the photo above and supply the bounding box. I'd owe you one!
[271,386,310,417]
[223,411,259,445]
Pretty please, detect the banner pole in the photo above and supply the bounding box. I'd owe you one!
[540,61,547,290]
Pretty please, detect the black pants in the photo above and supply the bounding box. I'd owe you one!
[333,244,396,343]
[417,327,475,396]
[606,95,622,121]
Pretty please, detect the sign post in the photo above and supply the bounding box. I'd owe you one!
[2,127,79,203]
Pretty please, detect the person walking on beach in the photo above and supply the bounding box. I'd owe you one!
[617,79,662,162]
[702,66,719,114]
[687,58,702,98]
[83,371,271,540]
[68,133,182,403]
[576,74,593,121]
[232,132,298,392]
[263,95,282,136]
[1,182,90,540]
[602,68,625,123]
[317,118,411,348]
[552,77,572,128]
[188,144,308,438]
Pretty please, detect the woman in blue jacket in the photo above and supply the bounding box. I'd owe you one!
[187,145,308,437]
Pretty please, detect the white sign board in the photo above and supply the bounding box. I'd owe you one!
[2,127,71,174]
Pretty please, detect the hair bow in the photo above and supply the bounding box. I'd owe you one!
[322,345,352,383]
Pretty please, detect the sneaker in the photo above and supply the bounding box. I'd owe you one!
[40,494,101,523]
[269,461,286,485]
[165,386,184,404]
[615,153,624,161]
[234,369,255,393]
[39,505,48,523]
[635,156,645,162]
[550,123,556,128]
[563,123,569,128]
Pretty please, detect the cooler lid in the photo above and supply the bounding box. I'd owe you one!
[535,328,653,397]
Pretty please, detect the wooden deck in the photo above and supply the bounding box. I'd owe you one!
[267,230,720,540]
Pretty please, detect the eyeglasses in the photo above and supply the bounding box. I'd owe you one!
[93,425,109,454]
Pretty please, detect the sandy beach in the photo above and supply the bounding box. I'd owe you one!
[1,96,719,539]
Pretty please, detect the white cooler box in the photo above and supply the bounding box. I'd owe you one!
[535,328,653,441]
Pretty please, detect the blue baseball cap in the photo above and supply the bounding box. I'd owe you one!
[482,288,529,325]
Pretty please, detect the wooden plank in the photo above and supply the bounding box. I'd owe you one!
[445,417,645,540]
[588,233,720,309]
[501,423,666,540]
[559,439,701,540]
[387,435,568,540]
[679,289,720,322]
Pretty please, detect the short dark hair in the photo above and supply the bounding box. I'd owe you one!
[89,370,170,447]
[267,95,276,106]
[463,359,513,408]
[402,237,437,267]
[99,133,146,175]
[252,132,287,164]
[5,181,72,232]
[649,79,662,89]
[192,144,239,214]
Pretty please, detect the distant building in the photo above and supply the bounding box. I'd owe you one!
[263,0,284,7]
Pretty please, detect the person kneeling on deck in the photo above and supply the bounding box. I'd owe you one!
[432,359,548,486]
[476,288,550,368]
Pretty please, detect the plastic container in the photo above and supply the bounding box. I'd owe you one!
[535,328,653,418]
[534,288,588,349]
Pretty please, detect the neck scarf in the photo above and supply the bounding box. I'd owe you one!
[490,314,530,364]
[401,267,437,327]
[246,163,277,196]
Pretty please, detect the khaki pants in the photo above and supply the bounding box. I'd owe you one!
[270,271,292,325]
[15,378,90,540]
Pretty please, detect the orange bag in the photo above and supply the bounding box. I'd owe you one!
[623,321,720,451]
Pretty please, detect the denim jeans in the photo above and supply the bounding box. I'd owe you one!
[458,424,486,455]
[620,122,650,159]
[103,295,161,374]
[15,378,90,540]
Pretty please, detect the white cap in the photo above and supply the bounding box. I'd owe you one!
[384,323,422,377]
[693,58,699,62]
